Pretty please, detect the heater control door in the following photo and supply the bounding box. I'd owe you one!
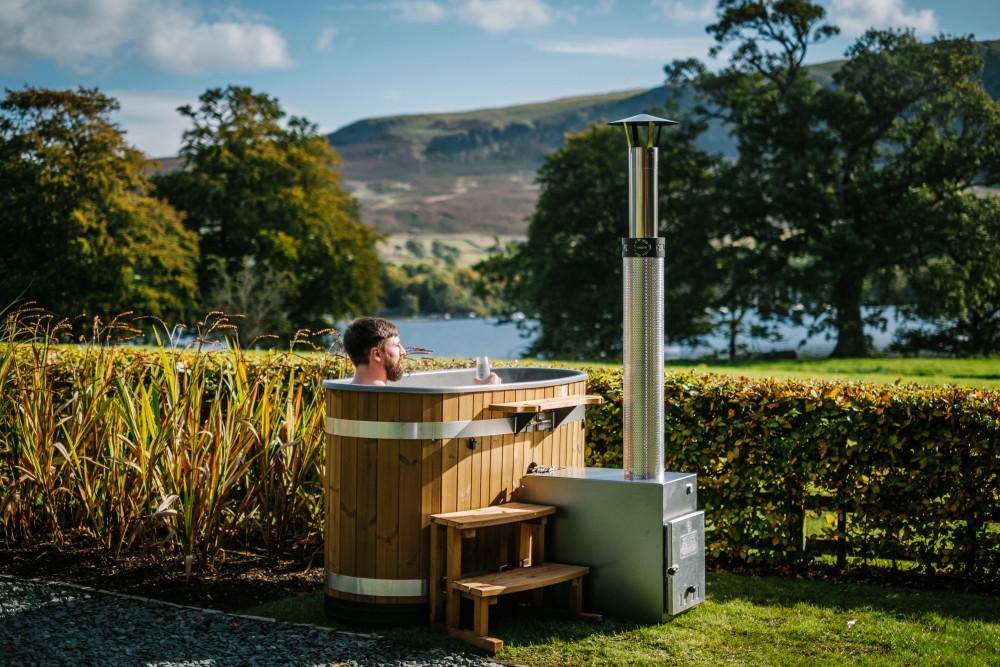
[663,510,705,616]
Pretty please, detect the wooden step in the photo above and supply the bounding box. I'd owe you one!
[430,502,555,529]
[488,395,603,413]
[454,563,589,598]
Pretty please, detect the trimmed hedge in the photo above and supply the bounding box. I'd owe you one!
[585,368,1000,576]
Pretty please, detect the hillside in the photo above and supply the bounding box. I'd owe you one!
[327,86,689,235]
[328,39,1000,237]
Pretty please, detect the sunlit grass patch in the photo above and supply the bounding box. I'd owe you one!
[240,572,1000,666]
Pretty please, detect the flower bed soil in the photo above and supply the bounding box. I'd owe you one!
[0,532,323,613]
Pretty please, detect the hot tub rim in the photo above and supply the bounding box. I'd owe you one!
[321,367,589,393]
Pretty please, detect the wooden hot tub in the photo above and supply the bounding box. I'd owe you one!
[322,367,598,623]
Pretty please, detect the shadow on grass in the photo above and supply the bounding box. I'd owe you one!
[242,588,651,654]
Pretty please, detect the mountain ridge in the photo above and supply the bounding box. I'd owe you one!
[327,39,1000,237]
[327,85,683,235]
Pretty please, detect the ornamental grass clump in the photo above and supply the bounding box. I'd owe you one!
[0,308,347,577]
[2,310,69,545]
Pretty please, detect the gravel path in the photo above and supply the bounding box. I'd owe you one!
[0,575,508,667]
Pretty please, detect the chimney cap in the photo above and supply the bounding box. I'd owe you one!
[609,113,678,149]
[608,113,679,127]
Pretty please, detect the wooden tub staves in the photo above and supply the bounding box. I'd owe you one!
[322,367,598,623]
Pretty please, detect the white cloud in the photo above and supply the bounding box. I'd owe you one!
[538,36,714,60]
[0,0,292,75]
[378,0,553,33]
[0,0,134,72]
[455,0,553,33]
[389,1,448,23]
[651,0,716,24]
[316,26,338,53]
[142,14,292,74]
[829,0,938,37]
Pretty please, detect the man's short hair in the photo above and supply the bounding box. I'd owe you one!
[343,317,400,367]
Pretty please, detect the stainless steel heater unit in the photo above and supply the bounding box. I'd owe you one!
[516,114,705,623]
[519,467,704,620]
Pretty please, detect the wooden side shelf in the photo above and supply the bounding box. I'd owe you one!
[429,503,597,654]
[488,395,603,413]
[430,502,555,529]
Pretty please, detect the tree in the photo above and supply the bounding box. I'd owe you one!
[205,260,292,345]
[475,124,621,359]
[153,86,383,331]
[0,87,199,327]
[477,120,717,360]
[817,30,1000,355]
[893,194,1000,355]
[669,1,1000,356]
[431,239,460,266]
[405,239,426,259]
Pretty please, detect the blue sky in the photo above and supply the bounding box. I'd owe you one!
[2,0,997,158]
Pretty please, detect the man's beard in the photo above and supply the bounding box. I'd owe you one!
[385,355,405,382]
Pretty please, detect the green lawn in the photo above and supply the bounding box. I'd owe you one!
[240,572,1000,666]
[668,358,1000,389]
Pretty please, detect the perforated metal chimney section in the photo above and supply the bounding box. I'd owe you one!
[622,244,664,479]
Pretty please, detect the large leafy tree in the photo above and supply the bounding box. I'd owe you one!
[894,193,1000,355]
[154,86,382,333]
[478,124,626,359]
[478,120,716,360]
[671,1,1000,356]
[818,30,1000,355]
[0,87,199,327]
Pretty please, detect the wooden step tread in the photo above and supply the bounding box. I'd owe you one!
[488,395,604,413]
[454,563,589,598]
[430,502,555,529]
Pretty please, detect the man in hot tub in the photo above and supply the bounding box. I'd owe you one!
[343,317,501,386]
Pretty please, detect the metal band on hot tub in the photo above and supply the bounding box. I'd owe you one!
[325,570,427,597]
[325,404,586,440]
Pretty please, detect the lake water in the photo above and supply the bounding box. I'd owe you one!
[676,308,906,359]
[391,309,908,361]
[393,317,535,360]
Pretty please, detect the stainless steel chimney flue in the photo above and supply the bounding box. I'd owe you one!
[609,114,677,481]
